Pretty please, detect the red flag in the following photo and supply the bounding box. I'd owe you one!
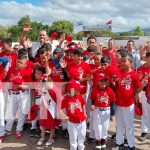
[106,20,112,24]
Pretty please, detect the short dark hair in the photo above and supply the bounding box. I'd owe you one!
[2,38,12,47]
[18,48,28,56]
[17,54,28,60]
[38,48,47,55]
[87,36,96,43]
[128,40,134,45]
[116,49,127,57]
[41,43,52,51]
[101,56,111,64]
[146,52,150,58]
[87,45,97,53]
[73,48,84,56]
[122,53,133,62]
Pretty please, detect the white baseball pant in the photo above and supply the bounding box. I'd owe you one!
[5,90,29,132]
[93,108,110,140]
[0,91,5,136]
[68,120,86,150]
[115,104,135,148]
[89,111,95,139]
[141,91,150,133]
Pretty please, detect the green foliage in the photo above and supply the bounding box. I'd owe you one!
[49,20,74,37]
[133,26,144,36]
[76,31,83,40]
[119,32,131,36]
[8,15,48,41]
[0,26,8,39]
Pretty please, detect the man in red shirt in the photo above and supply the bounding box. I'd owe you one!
[113,53,145,150]
[60,80,86,150]
[4,54,32,139]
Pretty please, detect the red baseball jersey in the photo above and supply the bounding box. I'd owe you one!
[61,94,86,123]
[67,61,92,94]
[0,51,17,67]
[116,70,141,107]
[5,64,32,91]
[91,87,116,107]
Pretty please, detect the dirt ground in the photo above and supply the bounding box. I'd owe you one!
[0,118,150,150]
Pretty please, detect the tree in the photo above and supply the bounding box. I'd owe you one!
[133,26,144,36]
[8,15,48,41]
[0,26,8,39]
[76,31,83,40]
[119,32,131,36]
[49,20,74,37]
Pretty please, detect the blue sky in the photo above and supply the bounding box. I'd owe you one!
[0,0,150,32]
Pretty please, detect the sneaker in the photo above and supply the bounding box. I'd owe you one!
[112,144,124,150]
[128,146,135,150]
[5,130,12,136]
[139,132,148,142]
[124,138,128,147]
[34,129,41,138]
[63,129,69,139]
[45,139,54,146]
[101,139,107,150]
[29,129,36,137]
[95,141,101,150]
[85,137,95,146]
[15,131,22,139]
[37,138,45,146]
[0,136,4,143]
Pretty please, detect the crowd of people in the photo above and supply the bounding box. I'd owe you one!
[0,23,150,150]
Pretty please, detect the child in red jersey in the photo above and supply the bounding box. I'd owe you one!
[91,74,116,150]
[137,52,150,141]
[113,53,145,150]
[60,80,87,150]
[37,78,59,147]
[4,54,32,139]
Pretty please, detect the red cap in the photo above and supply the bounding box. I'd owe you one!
[68,44,78,51]
[27,105,39,121]
[67,80,81,91]
[51,32,58,40]
[13,78,24,85]
[96,74,108,81]
[135,102,142,116]
[66,35,73,43]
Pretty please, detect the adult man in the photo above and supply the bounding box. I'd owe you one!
[126,40,141,70]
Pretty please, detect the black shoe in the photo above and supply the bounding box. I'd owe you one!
[112,144,124,150]
[128,146,135,150]
[101,139,107,150]
[108,133,116,140]
[29,129,36,137]
[63,129,69,139]
[139,132,148,142]
[124,138,128,147]
[34,129,41,138]
[85,137,95,146]
[95,141,101,150]
[23,123,29,131]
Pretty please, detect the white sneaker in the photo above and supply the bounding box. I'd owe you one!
[45,139,54,146]
[37,138,45,146]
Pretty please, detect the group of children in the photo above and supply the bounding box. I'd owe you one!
[0,36,149,150]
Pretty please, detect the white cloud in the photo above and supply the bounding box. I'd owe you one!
[0,0,150,32]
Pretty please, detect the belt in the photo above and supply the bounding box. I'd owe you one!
[147,100,150,104]
[96,107,109,111]
[35,96,42,99]
[11,90,25,95]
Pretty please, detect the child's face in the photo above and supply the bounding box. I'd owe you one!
[73,54,82,63]
[40,53,48,62]
[121,57,131,70]
[98,79,108,90]
[35,69,42,80]
[115,52,122,64]
[16,58,27,69]
[94,55,101,66]
[101,62,110,70]
[68,88,80,97]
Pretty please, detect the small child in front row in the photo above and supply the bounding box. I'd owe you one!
[60,80,87,150]
[90,74,116,150]
[37,78,60,147]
